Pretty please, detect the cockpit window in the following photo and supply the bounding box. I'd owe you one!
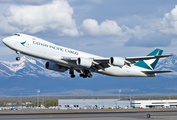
[14,34,20,36]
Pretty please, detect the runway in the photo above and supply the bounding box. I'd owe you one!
[1,110,177,120]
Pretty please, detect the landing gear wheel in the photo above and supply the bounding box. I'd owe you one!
[69,69,75,78]
[71,74,75,78]
[16,57,20,61]
[83,75,87,78]
[80,74,84,77]
[88,74,92,78]
[81,70,93,78]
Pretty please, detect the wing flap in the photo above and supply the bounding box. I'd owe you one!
[61,57,78,61]
[93,58,110,64]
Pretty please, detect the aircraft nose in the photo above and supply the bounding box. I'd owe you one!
[2,37,11,46]
[2,38,8,44]
[2,38,8,45]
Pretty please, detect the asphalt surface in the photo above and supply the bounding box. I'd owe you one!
[0,109,177,120]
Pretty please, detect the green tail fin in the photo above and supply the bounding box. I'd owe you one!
[134,49,163,70]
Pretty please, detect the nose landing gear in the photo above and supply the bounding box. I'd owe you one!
[16,51,20,61]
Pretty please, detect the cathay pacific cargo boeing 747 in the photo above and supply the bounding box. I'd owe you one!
[2,33,172,78]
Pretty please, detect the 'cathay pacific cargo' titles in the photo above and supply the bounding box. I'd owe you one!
[2,33,173,78]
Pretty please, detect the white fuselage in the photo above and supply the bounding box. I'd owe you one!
[2,34,152,77]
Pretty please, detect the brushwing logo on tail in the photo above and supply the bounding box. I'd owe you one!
[134,49,163,70]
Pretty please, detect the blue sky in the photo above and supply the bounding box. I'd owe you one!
[0,0,177,61]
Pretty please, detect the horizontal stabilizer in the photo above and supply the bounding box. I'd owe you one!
[142,71,173,74]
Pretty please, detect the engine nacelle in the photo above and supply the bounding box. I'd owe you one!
[45,61,68,72]
[110,57,125,67]
[76,58,92,68]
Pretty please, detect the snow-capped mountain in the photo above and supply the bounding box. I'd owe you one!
[155,53,177,77]
[0,56,68,78]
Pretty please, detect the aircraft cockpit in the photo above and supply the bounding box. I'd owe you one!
[14,33,20,36]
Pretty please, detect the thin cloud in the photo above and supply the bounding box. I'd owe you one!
[82,19,122,36]
[0,0,51,5]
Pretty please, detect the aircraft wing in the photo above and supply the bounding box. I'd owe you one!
[61,57,110,70]
[93,55,172,63]
[125,55,172,61]
[142,71,173,74]
[61,55,172,62]
[92,58,109,63]
[92,58,110,70]
[60,55,172,70]
[92,55,172,66]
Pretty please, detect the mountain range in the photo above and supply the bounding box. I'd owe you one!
[0,54,176,96]
[0,56,66,78]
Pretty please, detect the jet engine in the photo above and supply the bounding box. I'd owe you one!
[109,57,125,67]
[76,58,92,68]
[45,61,68,72]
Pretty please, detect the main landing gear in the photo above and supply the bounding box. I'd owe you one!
[69,69,92,78]
[69,69,75,78]
[80,70,92,78]
[16,51,20,61]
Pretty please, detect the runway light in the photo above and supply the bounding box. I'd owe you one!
[36,89,40,109]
